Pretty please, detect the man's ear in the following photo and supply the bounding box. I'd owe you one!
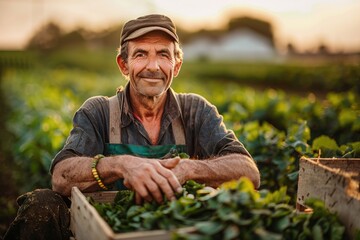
[116,55,129,75]
[173,60,182,77]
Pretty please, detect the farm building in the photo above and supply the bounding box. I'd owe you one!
[182,16,278,61]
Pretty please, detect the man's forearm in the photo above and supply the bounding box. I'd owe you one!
[51,156,122,196]
[51,155,182,203]
[174,153,260,189]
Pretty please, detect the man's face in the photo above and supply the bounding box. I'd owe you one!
[120,31,181,98]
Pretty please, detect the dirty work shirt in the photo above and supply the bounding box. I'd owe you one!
[50,85,251,172]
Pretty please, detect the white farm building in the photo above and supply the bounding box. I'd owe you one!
[182,16,278,61]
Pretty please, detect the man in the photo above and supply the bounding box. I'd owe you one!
[4,14,260,240]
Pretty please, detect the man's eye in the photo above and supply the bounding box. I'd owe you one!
[134,53,145,58]
[160,53,170,58]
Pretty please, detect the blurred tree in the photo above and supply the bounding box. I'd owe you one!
[227,16,275,47]
[59,29,85,48]
[287,42,298,55]
[27,22,62,50]
[26,22,121,51]
[318,43,330,55]
[81,26,122,50]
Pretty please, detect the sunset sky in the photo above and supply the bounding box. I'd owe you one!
[1,0,360,52]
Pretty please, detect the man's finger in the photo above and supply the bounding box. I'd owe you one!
[159,157,180,169]
[133,183,152,203]
[158,161,182,193]
[145,180,164,203]
[123,178,132,189]
[135,192,143,205]
[155,165,182,195]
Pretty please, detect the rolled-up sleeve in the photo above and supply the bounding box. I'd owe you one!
[180,93,252,159]
[199,103,251,158]
[50,96,108,174]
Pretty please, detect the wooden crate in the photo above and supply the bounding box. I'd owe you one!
[297,157,360,239]
[70,187,194,240]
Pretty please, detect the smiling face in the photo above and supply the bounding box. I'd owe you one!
[117,31,182,98]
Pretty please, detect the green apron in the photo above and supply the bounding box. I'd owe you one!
[105,91,187,190]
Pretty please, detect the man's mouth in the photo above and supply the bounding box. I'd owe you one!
[141,78,163,83]
[138,71,165,80]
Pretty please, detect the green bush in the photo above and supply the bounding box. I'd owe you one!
[2,55,359,200]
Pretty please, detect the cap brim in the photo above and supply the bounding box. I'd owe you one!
[123,26,178,43]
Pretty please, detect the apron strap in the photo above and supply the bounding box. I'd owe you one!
[172,116,186,145]
[108,94,122,144]
[172,92,186,145]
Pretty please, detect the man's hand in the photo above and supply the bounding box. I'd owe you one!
[160,154,261,190]
[122,156,182,205]
[159,158,189,185]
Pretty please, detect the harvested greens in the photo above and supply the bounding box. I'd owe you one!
[89,178,346,239]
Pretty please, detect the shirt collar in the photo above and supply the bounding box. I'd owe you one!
[119,84,182,127]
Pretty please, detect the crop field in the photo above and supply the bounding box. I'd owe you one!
[0,50,359,236]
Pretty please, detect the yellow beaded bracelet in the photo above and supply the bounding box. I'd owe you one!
[91,154,108,190]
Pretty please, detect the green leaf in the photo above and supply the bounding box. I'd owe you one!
[236,191,252,205]
[195,221,224,235]
[254,227,282,240]
[272,216,291,232]
[114,190,134,207]
[312,224,323,240]
[217,191,232,204]
[287,171,299,181]
[224,224,240,240]
[287,120,311,142]
[338,109,356,127]
[312,135,339,150]
[330,225,345,240]
[342,141,360,158]
[178,152,190,159]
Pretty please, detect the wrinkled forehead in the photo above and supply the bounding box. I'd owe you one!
[127,31,176,51]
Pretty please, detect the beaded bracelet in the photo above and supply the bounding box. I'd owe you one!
[91,154,109,190]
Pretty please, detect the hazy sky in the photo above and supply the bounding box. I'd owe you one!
[1,0,360,52]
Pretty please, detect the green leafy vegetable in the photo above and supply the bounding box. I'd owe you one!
[89,178,346,240]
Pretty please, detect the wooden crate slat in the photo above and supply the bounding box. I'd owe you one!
[297,157,360,239]
[83,191,118,203]
[318,158,360,183]
[71,187,195,240]
[71,187,116,240]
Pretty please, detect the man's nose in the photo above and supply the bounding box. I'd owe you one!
[146,56,160,72]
